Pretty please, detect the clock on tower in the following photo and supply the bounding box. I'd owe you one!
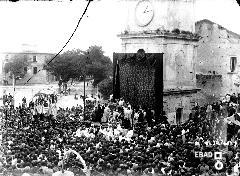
[124,0,195,33]
[135,0,154,27]
[118,0,199,127]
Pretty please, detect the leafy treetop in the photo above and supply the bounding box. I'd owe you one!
[44,46,112,86]
[4,54,29,80]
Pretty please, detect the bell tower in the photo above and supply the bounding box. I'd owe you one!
[116,0,200,124]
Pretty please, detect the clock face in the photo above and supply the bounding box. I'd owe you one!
[135,0,154,27]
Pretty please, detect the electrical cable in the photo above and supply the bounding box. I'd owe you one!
[24,0,92,85]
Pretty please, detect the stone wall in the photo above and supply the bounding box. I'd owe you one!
[195,19,240,100]
[163,92,198,124]
[196,74,223,104]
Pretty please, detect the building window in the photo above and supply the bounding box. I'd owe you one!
[24,67,27,73]
[230,57,237,72]
[33,56,37,62]
[33,67,37,74]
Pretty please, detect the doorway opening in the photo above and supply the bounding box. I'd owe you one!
[176,108,183,125]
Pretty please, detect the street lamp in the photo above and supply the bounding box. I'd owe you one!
[96,83,99,105]
[83,73,86,120]
[83,52,88,120]
[12,72,15,108]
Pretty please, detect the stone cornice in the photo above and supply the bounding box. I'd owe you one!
[118,30,201,42]
[163,87,201,95]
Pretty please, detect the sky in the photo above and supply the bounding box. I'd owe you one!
[0,0,239,59]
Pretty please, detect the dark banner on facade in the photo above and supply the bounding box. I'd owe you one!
[113,51,163,116]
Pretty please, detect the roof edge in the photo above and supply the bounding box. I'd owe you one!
[195,19,240,39]
[1,52,56,55]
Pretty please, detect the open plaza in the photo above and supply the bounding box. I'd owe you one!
[1,0,240,176]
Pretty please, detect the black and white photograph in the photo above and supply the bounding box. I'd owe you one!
[0,0,240,175]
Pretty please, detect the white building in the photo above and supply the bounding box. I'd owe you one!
[1,50,56,85]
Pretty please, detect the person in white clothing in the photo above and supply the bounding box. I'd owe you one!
[233,162,240,175]
[102,105,110,123]
[118,98,124,106]
[133,110,139,129]
[124,105,133,127]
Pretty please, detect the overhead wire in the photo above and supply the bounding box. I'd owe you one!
[24,0,92,85]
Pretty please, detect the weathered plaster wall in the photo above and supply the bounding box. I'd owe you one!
[163,93,197,124]
[196,20,240,99]
[121,35,198,90]
[120,34,198,124]
[164,41,197,89]
[196,74,222,104]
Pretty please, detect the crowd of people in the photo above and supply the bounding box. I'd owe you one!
[90,98,155,131]
[2,93,14,107]
[32,93,58,107]
[1,93,240,176]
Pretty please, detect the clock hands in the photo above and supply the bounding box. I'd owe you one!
[135,1,154,26]
[144,6,150,13]
[143,5,152,14]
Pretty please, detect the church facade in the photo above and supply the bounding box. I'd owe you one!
[117,0,200,124]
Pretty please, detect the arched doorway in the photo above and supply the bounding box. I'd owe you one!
[176,108,183,125]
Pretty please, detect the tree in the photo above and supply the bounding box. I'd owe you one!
[85,46,112,86]
[98,78,113,99]
[44,49,86,83]
[4,54,29,81]
[237,1,240,6]
[44,46,113,86]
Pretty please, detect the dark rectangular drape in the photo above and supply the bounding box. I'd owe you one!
[113,52,163,115]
